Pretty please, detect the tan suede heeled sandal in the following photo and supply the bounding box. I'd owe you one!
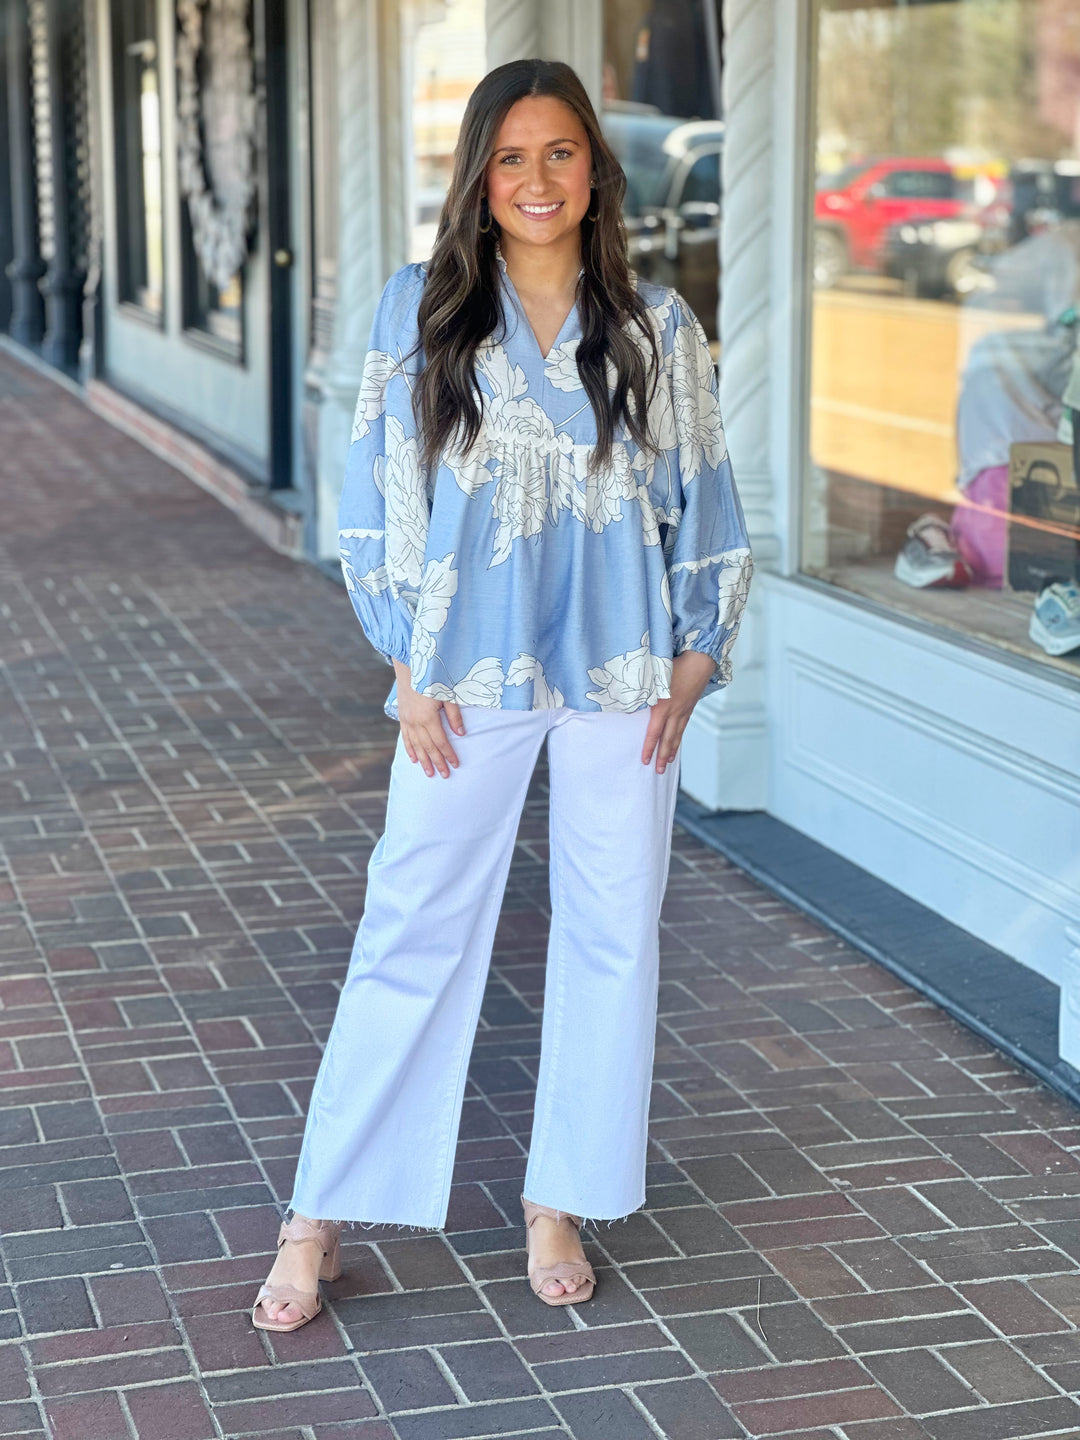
[251,1215,343,1333]
[521,1194,596,1307]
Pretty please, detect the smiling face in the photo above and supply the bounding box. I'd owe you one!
[483,95,594,259]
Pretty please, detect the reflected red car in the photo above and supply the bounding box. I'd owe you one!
[814,157,970,287]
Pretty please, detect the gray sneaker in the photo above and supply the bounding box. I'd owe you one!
[1030,578,1080,656]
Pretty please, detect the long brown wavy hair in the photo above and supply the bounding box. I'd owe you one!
[412,59,660,474]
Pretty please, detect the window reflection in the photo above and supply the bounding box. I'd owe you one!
[806,0,1080,675]
[406,0,486,263]
[112,0,163,317]
[602,0,724,350]
[181,203,243,351]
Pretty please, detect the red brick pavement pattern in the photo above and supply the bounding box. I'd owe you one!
[1,349,1079,1439]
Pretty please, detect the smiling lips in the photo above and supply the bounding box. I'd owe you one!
[517,201,565,220]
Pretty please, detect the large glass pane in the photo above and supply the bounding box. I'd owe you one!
[177,0,245,355]
[806,0,1080,677]
[111,0,163,317]
[405,0,486,263]
[180,203,243,352]
[602,0,724,355]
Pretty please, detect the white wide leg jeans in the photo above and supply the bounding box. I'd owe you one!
[288,704,681,1229]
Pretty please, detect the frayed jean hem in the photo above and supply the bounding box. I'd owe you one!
[281,1201,444,1233]
[280,1200,644,1234]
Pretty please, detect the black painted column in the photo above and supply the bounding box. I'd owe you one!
[5,0,45,346]
[40,0,83,370]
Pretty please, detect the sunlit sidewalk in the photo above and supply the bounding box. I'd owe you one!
[2,349,1080,1440]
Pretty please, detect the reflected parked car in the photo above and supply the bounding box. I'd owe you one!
[990,161,1080,247]
[883,161,1080,301]
[882,216,989,299]
[602,104,723,339]
[814,157,973,288]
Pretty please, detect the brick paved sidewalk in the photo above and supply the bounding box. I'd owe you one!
[1,348,1079,1440]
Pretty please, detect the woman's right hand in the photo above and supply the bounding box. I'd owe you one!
[393,662,466,778]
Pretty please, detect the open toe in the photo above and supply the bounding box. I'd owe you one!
[522,1196,596,1308]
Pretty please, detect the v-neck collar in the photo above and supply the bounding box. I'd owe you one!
[494,241,583,361]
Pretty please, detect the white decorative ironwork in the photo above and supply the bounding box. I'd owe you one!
[176,0,257,289]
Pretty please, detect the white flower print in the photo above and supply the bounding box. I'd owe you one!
[491,455,550,567]
[344,560,390,597]
[476,342,531,416]
[544,339,583,393]
[351,351,397,441]
[473,341,583,562]
[583,442,637,533]
[545,337,621,396]
[383,415,430,595]
[506,654,565,708]
[644,375,677,454]
[548,445,587,528]
[409,553,458,677]
[634,481,664,548]
[424,656,505,708]
[716,548,754,626]
[671,312,727,482]
[585,632,671,711]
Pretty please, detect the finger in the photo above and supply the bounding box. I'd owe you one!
[641,714,667,764]
[656,718,686,774]
[419,732,452,779]
[442,702,466,735]
[431,729,460,772]
[404,728,436,777]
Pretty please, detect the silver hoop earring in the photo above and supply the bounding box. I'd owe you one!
[479,197,493,234]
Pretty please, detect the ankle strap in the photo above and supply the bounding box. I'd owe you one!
[521,1195,584,1229]
[279,1214,339,1246]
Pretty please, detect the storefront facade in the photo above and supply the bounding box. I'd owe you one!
[703,0,1080,1070]
[491,0,1080,1072]
[3,0,1077,1068]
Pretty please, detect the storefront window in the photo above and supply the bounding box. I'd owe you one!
[405,0,486,263]
[181,202,243,353]
[602,0,724,353]
[806,0,1080,676]
[111,0,163,318]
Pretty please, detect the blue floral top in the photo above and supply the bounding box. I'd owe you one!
[339,251,753,721]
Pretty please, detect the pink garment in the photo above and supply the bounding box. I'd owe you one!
[951,464,1009,589]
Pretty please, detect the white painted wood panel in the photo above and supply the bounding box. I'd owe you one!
[765,574,1080,993]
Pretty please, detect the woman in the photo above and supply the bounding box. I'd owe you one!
[252,57,752,1332]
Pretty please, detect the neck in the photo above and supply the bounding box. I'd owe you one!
[499,230,583,296]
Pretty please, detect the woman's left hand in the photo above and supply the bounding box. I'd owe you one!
[641,652,719,775]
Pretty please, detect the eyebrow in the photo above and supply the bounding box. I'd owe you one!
[492,137,581,154]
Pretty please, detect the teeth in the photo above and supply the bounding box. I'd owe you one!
[520,203,561,215]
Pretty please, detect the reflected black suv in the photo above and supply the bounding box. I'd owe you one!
[601,104,724,341]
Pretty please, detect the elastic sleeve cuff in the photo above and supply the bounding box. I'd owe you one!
[376,641,411,669]
[674,637,731,688]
